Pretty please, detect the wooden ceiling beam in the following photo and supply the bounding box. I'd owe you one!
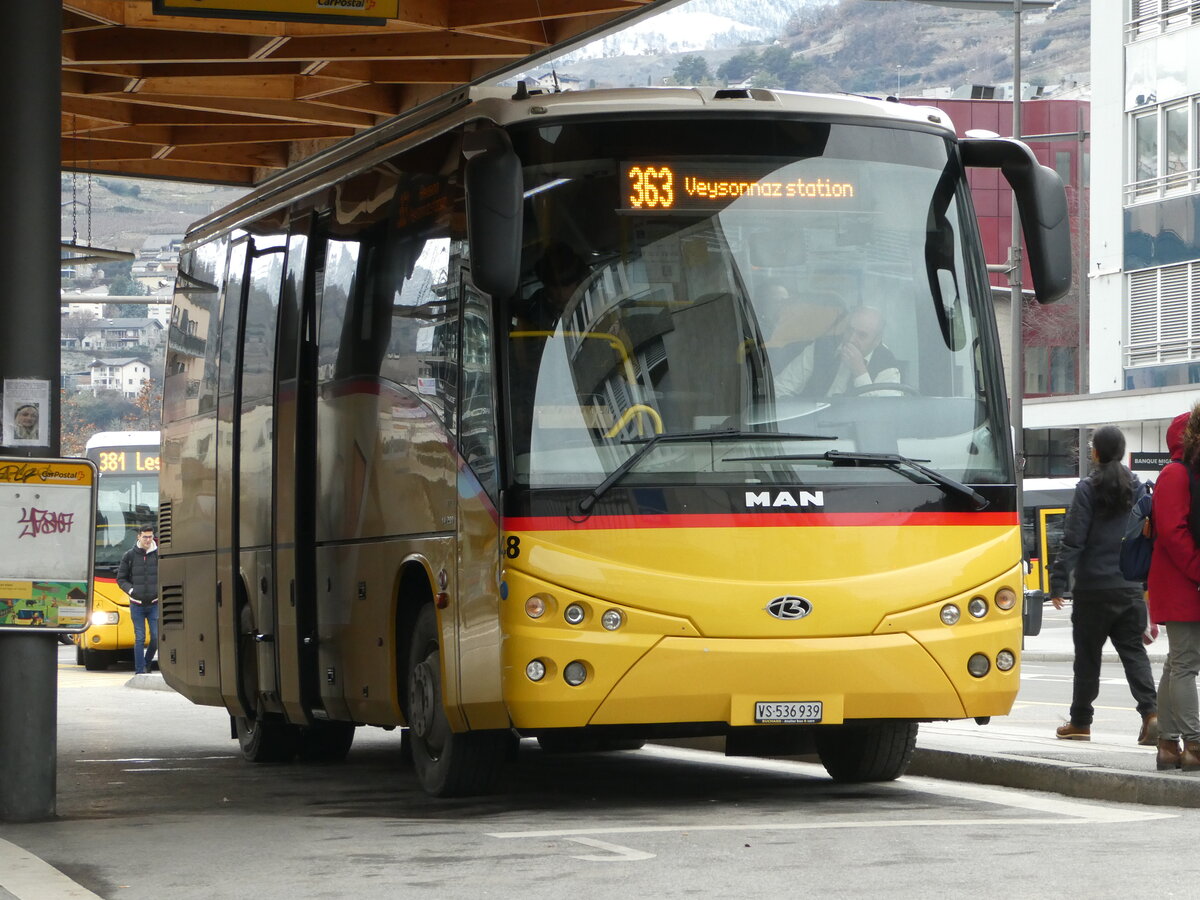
[451,0,646,28]
[156,142,291,169]
[305,83,401,116]
[260,30,537,61]
[64,28,262,64]
[75,158,256,186]
[321,58,476,84]
[112,93,378,128]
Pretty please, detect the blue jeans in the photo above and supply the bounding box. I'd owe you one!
[130,600,159,674]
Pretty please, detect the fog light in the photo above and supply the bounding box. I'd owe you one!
[526,659,546,682]
[968,597,988,619]
[525,594,548,618]
[994,588,1017,610]
[996,649,1016,671]
[940,604,961,626]
[91,610,119,626]
[967,653,990,678]
[601,609,623,631]
[564,603,586,625]
[563,661,587,686]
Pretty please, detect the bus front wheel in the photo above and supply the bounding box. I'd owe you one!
[405,604,506,797]
[81,648,112,671]
[234,713,299,763]
[815,721,918,783]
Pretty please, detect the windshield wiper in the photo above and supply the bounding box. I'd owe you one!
[726,448,988,510]
[577,428,839,517]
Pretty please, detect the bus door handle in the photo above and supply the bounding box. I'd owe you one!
[254,633,274,643]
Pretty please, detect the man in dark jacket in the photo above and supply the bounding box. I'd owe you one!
[117,525,159,674]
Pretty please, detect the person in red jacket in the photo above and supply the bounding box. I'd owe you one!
[1148,404,1200,771]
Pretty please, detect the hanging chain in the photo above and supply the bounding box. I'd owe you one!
[70,114,78,244]
[86,126,93,246]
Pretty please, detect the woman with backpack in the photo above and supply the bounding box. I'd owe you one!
[1148,404,1200,771]
[1050,424,1158,746]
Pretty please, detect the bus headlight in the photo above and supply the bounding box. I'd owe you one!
[967,653,991,678]
[940,604,961,626]
[968,597,988,618]
[601,609,624,631]
[996,649,1016,671]
[994,588,1017,610]
[91,611,119,626]
[564,603,586,625]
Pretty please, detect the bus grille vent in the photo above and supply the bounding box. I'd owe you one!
[158,502,172,545]
[161,584,184,628]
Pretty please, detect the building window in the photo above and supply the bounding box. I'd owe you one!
[1127,261,1200,366]
[1134,110,1159,190]
[1023,428,1079,478]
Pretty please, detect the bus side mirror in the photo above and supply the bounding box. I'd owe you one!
[960,137,1072,304]
[463,126,522,299]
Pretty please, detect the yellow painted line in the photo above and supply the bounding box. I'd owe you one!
[0,838,103,899]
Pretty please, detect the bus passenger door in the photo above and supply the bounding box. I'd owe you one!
[454,279,507,728]
[1038,507,1067,594]
[215,238,251,718]
[273,220,318,724]
[239,235,288,712]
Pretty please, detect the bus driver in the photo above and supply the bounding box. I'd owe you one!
[774,305,900,397]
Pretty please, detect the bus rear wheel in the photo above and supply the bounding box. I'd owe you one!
[297,722,356,763]
[815,721,918,783]
[405,604,506,797]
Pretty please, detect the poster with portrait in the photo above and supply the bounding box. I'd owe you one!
[0,457,96,631]
[2,378,51,447]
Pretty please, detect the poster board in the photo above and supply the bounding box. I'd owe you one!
[0,457,96,632]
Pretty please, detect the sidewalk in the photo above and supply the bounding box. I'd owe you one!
[912,602,1200,808]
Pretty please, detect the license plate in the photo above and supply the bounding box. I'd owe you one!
[755,701,823,724]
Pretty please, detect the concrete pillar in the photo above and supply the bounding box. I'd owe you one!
[0,3,63,822]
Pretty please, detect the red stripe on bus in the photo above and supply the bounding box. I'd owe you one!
[502,511,1018,530]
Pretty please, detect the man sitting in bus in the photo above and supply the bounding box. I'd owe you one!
[774,305,901,397]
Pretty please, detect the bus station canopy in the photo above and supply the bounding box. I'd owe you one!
[62,0,659,186]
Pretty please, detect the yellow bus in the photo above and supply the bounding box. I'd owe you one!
[75,431,161,670]
[159,85,1071,794]
[1021,478,1075,598]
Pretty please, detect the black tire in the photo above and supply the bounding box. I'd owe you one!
[537,733,646,753]
[234,714,299,763]
[82,648,110,671]
[405,604,507,797]
[75,643,85,666]
[815,721,918,783]
[297,722,356,763]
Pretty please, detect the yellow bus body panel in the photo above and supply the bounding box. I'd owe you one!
[501,522,1022,729]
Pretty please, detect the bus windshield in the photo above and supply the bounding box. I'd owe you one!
[504,117,1009,491]
[94,472,158,570]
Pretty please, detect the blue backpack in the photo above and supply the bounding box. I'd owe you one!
[1119,481,1154,583]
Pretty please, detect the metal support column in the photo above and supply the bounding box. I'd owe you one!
[0,3,63,823]
[1009,0,1025,512]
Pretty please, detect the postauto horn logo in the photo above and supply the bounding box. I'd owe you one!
[766,596,812,620]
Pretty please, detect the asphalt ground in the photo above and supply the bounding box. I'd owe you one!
[2,602,1198,899]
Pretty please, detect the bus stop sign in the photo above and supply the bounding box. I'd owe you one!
[0,457,96,632]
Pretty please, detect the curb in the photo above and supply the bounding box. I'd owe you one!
[124,672,175,692]
[1022,652,1168,663]
[909,747,1200,808]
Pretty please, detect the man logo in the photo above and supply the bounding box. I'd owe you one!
[766,596,812,620]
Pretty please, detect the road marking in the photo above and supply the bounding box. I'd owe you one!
[487,746,1172,847]
[564,837,656,861]
[0,838,103,900]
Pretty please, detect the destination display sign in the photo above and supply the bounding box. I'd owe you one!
[622,162,858,211]
[0,457,97,632]
[88,447,161,475]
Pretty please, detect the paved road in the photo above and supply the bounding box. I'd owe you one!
[4,607,1200,899]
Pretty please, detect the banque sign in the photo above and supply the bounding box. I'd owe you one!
[0,457,97,632]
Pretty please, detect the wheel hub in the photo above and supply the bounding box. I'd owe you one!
[409,655,437,739]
